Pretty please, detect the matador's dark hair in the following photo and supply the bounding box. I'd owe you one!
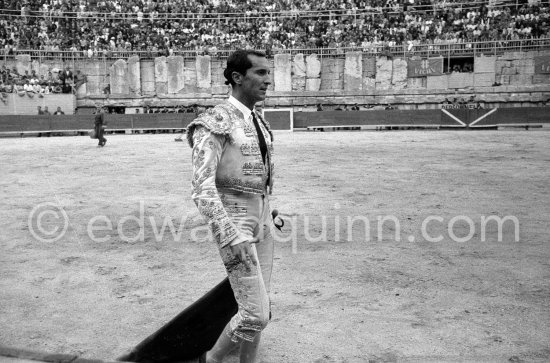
[223,49,267,86]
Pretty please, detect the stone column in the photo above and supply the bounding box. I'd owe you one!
[75,83,87,97]
[140,60,156,95]
[127,55,141,95]
[305,54,321,91]
[292,53,306,91]
[167,55,185,93]
[154,56,168,95]
[375,56,393,90]
[392,58,407,89]
[196,55,211,90]
[110,59,129,94]
[473,54,496,87]
[184,59,198,93]
[274,54,291,92]
[85,62,103,95]
[211,59,229,95]
[15,54,31,76]
[362,56,376,91]
[344,51,363,91]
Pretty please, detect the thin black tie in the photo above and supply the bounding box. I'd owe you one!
[251,112,268,165]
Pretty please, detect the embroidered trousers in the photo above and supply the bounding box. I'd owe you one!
[217,188,274,342]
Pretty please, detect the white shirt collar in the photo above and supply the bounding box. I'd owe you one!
[228,95,254,120]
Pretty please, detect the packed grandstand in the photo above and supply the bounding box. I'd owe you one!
[0,0,549,57]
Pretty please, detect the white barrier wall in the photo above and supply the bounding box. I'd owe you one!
[0,94,76,115]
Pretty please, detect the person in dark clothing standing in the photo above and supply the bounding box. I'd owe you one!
[94,107,107,147]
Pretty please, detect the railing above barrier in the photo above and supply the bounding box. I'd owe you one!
[4,38,550,61]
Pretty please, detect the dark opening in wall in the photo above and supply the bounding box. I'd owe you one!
[444,57,474,73]
[107,106,125,114]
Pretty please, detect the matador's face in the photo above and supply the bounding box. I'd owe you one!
[239,54,271,105]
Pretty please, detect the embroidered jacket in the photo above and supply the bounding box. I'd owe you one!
[187,101,274,248]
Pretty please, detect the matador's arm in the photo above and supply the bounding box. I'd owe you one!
[190,126,249,248]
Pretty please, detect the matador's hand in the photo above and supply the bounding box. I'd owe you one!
[230,237,259,271]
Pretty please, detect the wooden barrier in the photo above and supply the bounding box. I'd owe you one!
[0,114,190,135]
[0,115,94,134]
[263,109,293,130]
[295,108,549,130]
[0,108,548,135]
[293,110,447,129]
[132,114,186,130]
[468,107,549,127]
[50,115,93,131]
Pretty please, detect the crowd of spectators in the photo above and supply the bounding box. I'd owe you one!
[143,105,206,114]
[441,95,483,108]
[316,102,395,110]
[0,64,82,98]
[37,105,65,114]
[0,0,548,56]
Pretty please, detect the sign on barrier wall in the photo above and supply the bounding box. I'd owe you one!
[407,58,444,78]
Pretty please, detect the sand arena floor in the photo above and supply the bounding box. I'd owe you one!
[0,131,549,363]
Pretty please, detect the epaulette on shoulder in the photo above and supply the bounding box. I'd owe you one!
[187,105,235,147]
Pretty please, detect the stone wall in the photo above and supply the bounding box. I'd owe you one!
[6,50,548,109]
[496,51,536,86]
[473,54,496,88]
